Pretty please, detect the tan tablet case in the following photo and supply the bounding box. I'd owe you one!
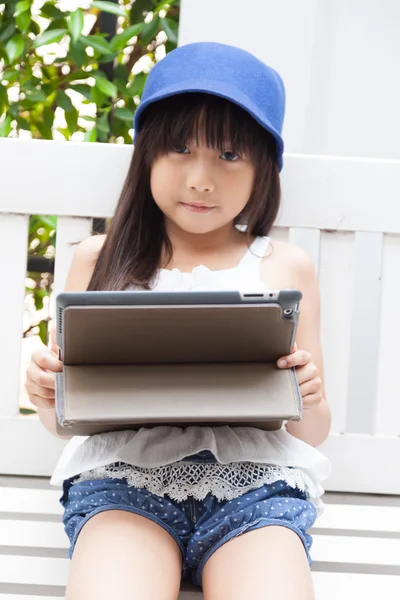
[55,303,302,435]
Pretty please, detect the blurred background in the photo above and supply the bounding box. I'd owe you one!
[0,0,181,413]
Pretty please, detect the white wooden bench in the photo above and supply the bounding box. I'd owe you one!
[1,475,399,599]
[1,138,400,598]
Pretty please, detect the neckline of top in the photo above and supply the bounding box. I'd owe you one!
[159,236,269,276]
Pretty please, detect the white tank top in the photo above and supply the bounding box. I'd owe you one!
[51,237,331,510]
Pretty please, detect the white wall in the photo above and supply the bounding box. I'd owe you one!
[179,0,400,160]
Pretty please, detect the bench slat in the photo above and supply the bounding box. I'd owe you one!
[0,215,29,418]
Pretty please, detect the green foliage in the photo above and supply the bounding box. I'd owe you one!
[0,0,180,345]
[0,0,180,143]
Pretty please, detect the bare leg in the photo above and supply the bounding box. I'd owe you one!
[202,526,314,600]
[65,510,182,600]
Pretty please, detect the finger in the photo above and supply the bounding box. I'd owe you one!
[277,350,311,369]
[302,393,323,410]
[295,363,319,385]
[299,378,322,397]
[292,342,298,353]
[50,342,59,357]
[27,363,56,390]
[32,347,63,373]
[25,378,55,400]
[28,393,55,410]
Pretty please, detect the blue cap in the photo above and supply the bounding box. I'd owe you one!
[133,42,286,171]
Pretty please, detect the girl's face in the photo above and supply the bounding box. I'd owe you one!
[150,141,255,235]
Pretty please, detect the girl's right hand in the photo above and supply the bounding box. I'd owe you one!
[25,343,63,410]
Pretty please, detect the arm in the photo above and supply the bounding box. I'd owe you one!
[279,248,331,446]
[36,235,106,437]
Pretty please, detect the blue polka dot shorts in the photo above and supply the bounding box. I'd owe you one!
[60,465,317,587]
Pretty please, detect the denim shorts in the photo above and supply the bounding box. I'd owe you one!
[60,456,317,587]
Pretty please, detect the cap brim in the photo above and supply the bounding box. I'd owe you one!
[134,78,284,171]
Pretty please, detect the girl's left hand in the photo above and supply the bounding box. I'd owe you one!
[277,343,323,410]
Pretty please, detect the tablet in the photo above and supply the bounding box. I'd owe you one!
[56,289,302,365]
[55,289,303,435]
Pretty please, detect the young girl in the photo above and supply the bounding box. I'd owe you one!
[26,42,331,600]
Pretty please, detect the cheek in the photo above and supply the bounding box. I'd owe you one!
[223,167,254,209]
[150,158,177,205]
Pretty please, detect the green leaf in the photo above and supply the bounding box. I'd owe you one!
[32,29,67,49]
[29,19,40,36]
[154,0,180,12]
[16,10,31,33]
[140,14,160,45]
[16,115,30,130]
[127,72,147,97]
[130,0,153,24]
[0,22,16,44]
[114,78,128,95]
[65,70,92,83]
[42,106,54,130]
[39,215,57,229]
[1,70,19,83]
[15,0,30,15]
[0,115,13,137]
[96,112,110,138]
[114,107,134,123]
[110,23,142,50]
[84,127,97,142]
[114,63,129,80]
[5,34,25,63]
[68,8,84,43]
[40,2,64,19]
[4,0,19,19]
[57,89,74,112]
[38,319,47,342]
[65,106,79,133]
[92,1,128,18]
[26,88,47,103]
[0,85,8,110]
[57,127,70,140]
[70,84,92,100]
[41,83,53,97]
[91,86,106,107]
[84,35,113,55]
[20,407,37,415]
[94,75,117,98]
[20,81,38,94]
[160,17,178,44]
[8,103,19,118]
[46,18,68,31]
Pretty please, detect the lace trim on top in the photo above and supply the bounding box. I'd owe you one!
[73,461,324,513]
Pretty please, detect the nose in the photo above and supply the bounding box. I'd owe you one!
[186,159,215,193]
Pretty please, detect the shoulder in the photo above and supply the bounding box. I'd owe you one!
[260,238,321,315]
[74,234,107,258]
[64,234,107,292]
[266,239,316,279]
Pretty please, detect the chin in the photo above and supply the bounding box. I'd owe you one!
[168,215,224,235]
[179,224,220,235]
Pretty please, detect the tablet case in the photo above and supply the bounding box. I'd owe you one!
[55,290,303,435]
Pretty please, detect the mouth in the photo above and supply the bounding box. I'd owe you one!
[179,202,216,214]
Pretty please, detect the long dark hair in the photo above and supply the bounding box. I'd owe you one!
[88,93,281,291]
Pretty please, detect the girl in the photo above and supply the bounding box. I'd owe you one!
[26,42,331,600]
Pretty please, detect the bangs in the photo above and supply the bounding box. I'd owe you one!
[138,93,275,162]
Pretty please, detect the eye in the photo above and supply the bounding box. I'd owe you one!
[171,145,190,154]
[220,151,240,162]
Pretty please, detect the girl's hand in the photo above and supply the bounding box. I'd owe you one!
[277,343,323,410]
[25,343,63,410]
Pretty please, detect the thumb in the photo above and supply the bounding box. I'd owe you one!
[50,342,59,358]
